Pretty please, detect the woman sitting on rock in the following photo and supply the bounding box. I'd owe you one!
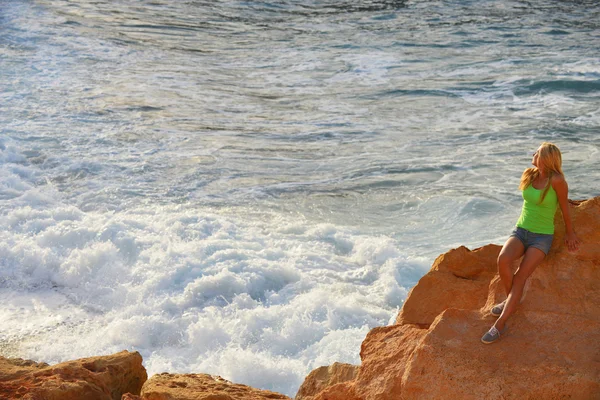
[481,142,580,344]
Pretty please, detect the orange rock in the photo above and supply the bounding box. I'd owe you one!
[0,350,147,400]
[0,358,49,382]
[295,362,358,400]
[139,373,291,400]
[396,244,502,327]
[307,197,600,399]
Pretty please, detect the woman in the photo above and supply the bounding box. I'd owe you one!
[481,142,580,344]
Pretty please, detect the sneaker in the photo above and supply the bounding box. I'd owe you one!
[481,325,507,344]
[491,301,506,317]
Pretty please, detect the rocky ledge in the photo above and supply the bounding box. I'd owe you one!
[0,350,146,400]
[2,197,598,400]
[0,351,290,400]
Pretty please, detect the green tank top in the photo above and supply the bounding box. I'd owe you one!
[516,184,558,234]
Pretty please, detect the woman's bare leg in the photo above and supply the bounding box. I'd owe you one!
[497,237,526,296]
[494,247,546,331]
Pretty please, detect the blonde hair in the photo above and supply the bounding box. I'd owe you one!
[519,142,563,203]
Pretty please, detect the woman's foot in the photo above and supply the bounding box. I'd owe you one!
[491,300,506,317]
[481,325,507,344]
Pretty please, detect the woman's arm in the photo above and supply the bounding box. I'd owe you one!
[552,175,580,252]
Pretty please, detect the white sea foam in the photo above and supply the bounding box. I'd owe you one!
[0,139,428,396]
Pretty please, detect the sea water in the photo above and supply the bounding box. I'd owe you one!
[1,0,599,396]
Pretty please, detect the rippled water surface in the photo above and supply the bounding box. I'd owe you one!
[1,0,599,395]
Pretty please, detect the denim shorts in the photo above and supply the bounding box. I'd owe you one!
[510,227,554,255]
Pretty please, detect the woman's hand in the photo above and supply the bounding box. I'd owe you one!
[564,231,580,252]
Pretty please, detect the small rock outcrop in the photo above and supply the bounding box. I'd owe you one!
[295,362,358,400]
[0,350,146,400]
[128,372,291,400]
[302,197,600,399]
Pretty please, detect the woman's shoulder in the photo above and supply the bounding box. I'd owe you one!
[551,173,566,183]
[550,173,567,189]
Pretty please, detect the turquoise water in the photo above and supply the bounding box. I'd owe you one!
[1,0,599,396]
